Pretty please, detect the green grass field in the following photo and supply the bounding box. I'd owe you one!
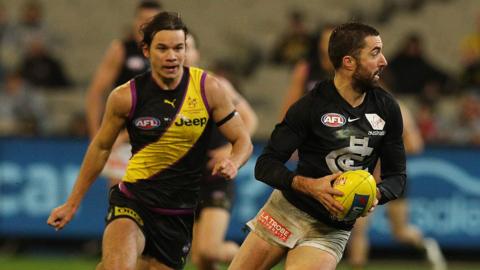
[1,255,480,270]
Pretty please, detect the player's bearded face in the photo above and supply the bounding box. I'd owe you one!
[351,35,387,93]
[352,58,382,93]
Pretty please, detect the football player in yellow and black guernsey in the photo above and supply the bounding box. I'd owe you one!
[47,12,252,270]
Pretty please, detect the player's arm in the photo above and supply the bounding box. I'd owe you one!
[47,84,131,230]
[219,77,258,135]
[278,60,308,119]
[256,95,344,215]
[377,99,407,205]
[205,74,253,180]
[85,40,125,139]
[399,103,424,154]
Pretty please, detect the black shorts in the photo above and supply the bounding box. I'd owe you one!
[195,173,235,220]
[106,186,194,269]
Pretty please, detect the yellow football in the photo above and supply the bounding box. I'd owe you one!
[333,170,376,221]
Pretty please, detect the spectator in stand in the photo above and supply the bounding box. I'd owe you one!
[271,9,311,66]
[18,34,71,88]
[0,70,47,136]
[66,112,88,139]
[385,33,451,99]
[460,12,480,66]
[444,92,480,145]
[1,0,53,69]
[460,12,480,91]
[0,3,9,45]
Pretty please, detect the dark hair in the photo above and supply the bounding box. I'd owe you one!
[140,11,188,48]
[328,22,379,69]
[136,0,162,12]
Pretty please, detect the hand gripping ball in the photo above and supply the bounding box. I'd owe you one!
[333,170,376,221]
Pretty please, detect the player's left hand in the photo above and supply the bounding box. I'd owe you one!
[362,197,379,217]
[212,158,237,180]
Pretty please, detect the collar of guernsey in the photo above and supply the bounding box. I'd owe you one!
[123,66,211,182]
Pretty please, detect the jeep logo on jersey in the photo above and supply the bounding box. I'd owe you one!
[175,117,208,127]
[134,117,161,130]
[321,113,346,127]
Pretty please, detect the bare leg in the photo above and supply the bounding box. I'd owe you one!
[387,199,446,270]
[228,232,286,270]
[387,199,423,247]
[192,208,238,270]
[96,218,145,270]
[285,246,337,270]
[347,216,370,269]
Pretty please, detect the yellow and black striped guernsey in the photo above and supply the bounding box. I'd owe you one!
[122,67,213,210]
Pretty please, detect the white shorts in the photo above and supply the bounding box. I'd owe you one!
[101,143,131,180]
[247,189,350,262]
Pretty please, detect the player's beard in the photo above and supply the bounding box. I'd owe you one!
[352,63,380,94]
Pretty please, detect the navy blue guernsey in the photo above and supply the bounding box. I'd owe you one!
[255,80,406,230]
[114,38,150,87]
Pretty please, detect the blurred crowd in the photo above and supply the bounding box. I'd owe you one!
[1,0,480,146]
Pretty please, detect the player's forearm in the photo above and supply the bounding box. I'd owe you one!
[291,175,315,195]
[66,143,111,208]
[229,135,253,169]
[255,153,296,190]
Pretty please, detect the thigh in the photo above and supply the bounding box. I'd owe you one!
[350,215,369,236]
[285,246,337,270]
[108,185,193,269]
[228,232,286,270]
[102,218,145,269]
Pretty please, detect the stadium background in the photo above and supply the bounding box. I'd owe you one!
[1,0,480,269]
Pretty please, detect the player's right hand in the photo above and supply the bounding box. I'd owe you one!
[47,203,77,231]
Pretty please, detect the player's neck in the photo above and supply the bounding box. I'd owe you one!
[333,73,366,108]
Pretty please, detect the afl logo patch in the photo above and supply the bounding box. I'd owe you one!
[134,117,161,130]
[321,113,346,127]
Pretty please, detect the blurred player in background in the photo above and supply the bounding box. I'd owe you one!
[347,100,447,270]
[48,12,252,270]
[229,22,406,270]
[85,0,161,185]
[183,33,258,270]
[279,23,335,119]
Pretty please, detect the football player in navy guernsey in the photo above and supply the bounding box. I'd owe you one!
[229,22,406,270]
